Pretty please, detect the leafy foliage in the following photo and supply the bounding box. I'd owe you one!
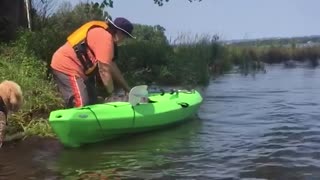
[131,24,168,44]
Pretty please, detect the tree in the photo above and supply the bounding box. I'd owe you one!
[132,24,168,44]
[30,0,57,30]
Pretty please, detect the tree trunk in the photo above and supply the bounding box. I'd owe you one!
[24,0,32,31]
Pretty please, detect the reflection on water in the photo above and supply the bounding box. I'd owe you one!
[2,65,320,179]
[0,137,62,179]
[55,119,203,179]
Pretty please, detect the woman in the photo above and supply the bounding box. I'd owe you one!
[50,17,135,108]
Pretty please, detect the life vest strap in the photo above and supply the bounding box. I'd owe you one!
[74,42,97,76]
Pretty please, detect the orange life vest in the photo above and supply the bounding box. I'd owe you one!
[67,21,109,76]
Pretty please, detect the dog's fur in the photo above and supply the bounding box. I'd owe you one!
[0,80,23,148]
[0,80,23,112]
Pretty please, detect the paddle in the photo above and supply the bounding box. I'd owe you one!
[128,85,149,106]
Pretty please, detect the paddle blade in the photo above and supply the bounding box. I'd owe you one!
[128,85,148,106]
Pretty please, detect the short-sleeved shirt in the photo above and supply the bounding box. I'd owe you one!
[51,27,114,79]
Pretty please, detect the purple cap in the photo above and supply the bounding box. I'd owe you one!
[108,17,135,39]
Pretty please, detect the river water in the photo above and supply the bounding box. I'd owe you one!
[1,65,320,179]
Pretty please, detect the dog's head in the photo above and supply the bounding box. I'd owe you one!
[0,80,23,112]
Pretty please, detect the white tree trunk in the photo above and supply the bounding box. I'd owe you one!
[25,0,32,30]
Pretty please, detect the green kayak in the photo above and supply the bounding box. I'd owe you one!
[48,88,203,147]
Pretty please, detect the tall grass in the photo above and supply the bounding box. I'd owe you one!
[227,43,320,67]
[168,34,219,86]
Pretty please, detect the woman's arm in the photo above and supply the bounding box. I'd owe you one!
[98,61,131,94]
[87,27,130,94]
[98,61,114,95]
[110,62,130,93]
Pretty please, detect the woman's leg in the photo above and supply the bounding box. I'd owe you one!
[52,70,91,108]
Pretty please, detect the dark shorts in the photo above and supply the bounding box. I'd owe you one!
[52,69,98,108]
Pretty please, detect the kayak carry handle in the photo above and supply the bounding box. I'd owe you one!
[178,102,189,108]
[160,89,177,95]
[160,89,165,96]
[55,115,62,118]
[156,88,194,96]
[170,89,176,94]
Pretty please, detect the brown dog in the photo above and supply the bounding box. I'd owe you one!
[0,80,23,148]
